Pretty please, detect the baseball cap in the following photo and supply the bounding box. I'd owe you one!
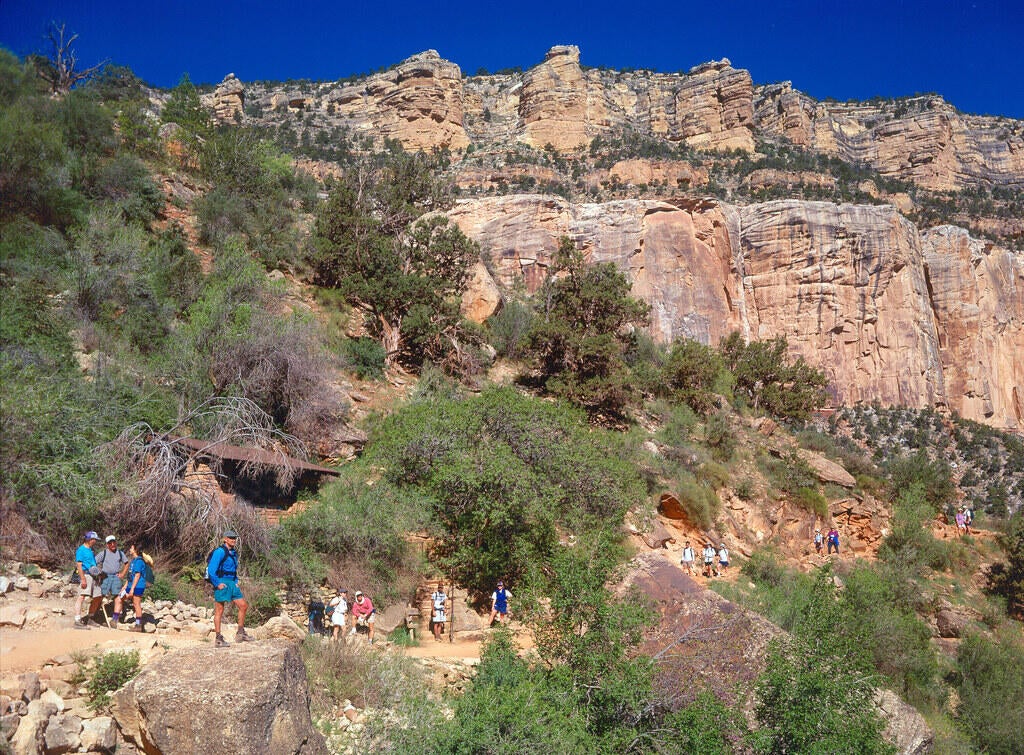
[223,530,239,539]
[355,591,362,597]
[105,535,117,543]
[339,588,347,593]
[84,531,99,540]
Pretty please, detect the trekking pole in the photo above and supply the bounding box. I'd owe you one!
[449,575,454,644]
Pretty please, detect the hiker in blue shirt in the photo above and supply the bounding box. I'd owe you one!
[116,543,149,632]
[489,580,511,626]
[207,530,252,647]
[74,531,101,629]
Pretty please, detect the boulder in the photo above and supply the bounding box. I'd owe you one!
[658,493,686,520]
[796,449,857,488]
[641,521,676,550]
[79,716,116,752]
[0,576,11,593]
[38,690,62,712]
[374,604,409,635]
[936,608,969,639]
[43,713,81,754]
[253,615,306,642]
[14,576,29,590]
[0,602,27,626]
[10,714,44,755]
[20,673,41,702]
[1,711,19,740]
[111,641,326,754]
[875,689,934,755]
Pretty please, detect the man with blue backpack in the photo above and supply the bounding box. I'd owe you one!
[207,530,252,647]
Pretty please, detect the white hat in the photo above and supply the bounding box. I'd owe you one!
[105,535,117,543]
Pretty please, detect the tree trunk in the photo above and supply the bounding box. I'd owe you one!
[380,316,401,366]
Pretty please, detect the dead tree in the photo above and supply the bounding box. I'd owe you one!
[32,22,106,95]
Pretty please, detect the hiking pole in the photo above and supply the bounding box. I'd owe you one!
[449,574,454,644]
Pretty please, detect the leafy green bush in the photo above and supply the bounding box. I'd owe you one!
[654,401,698,447]
[341,337,386,380]
[366,387,647,596]
[704,411,735,462]
[879,483,955,573]
[985,512,1024,618]
[794,487,829,517]
[486,299,534,359]
[886,450,956,513]
[674,474,721,530]
[146,573,177,601]
[661,338,723,415]
[955,632,1024,754]
[86,650,140,711]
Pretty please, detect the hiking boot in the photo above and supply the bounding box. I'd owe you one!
[73,618,90,630]
[107,619,118,629]
[130,623,144,633]
[235,628,253,643]
[215,633,229,647]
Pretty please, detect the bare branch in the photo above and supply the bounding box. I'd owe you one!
[36,21,107,94]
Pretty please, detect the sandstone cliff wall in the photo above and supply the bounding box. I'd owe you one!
[222,47,1023,189]
[754,83,1024,190]
[450,195,1024,429]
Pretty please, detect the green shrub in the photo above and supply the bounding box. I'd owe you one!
[955,632,1024,754]
[487,299,534,359]
[661,338,723,415]
[735,478,756,500]
[674,474,721,530]
[697,461,730,490]
[704,411,735,462]
[655,402,698,447]
[86,650,140,711]
[794,487,829,517]
[886,450,956,512]
[341,337,386,380]
[146,573,177,601]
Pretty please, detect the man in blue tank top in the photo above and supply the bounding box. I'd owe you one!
[489,580,511,625]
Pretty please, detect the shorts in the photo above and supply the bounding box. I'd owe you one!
[127,584,145,597]
[331,611,347,627]
[214,579,244,603]
[101,574,123,596]
[354,614,374,626]
[719,560,729,568]
[433,610,446,624]
[78,573,102,598]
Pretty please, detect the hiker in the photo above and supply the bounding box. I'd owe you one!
[681,541,696,575]
[956,509,967,536]
[329,588,349,641]
[827,527,840,555]
[702,543,717,577]
[349,590,376,644]
[74,531,102,629]
[814,528,824,554]
[965,507,974,532]
[718,543,730,575]
[207,530,252,647]
[489,580,511,625]
[99,536,129,626]
[307,595,327,636]
[117,543,148,632]
[431,582,448,642]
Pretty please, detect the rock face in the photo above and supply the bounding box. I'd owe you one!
[449,194,1024,430]
[921,225,1024,429]
[110,641,326,755]
[203,74,245,124]
[624,554,933,754]
[518,46,590,150]
[326,51,469,151]
[754,83,1024,190]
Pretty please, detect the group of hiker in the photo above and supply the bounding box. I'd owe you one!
[680,540,729,578]
[307,587,379,643]
[814,526,841,555]
[955,506,975,536]
[72,531,151,632]
[308,578,513,643]
[73,528,252,647]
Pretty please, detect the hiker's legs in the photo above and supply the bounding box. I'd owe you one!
[233,597,248,629]
[214,601,225,635]
[132,594,142,625]
[88,595,103,617]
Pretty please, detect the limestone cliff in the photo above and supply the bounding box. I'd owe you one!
[229,46,1022,189]
[450,195,1024,430]
[754,83,1024,190]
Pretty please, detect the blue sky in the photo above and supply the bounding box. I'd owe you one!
[2,0,1022,118]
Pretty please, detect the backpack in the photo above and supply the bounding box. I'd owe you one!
[142,553,156,584]
[205,544,231,586]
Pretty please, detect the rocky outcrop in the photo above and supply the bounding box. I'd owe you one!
[624,554,933,754]
[111,641,326,755]
[203,74,245,124]
[921,226,1024,429]
[755,83,1024,190]
[323,51,469,151]
[450,194,1024,429]
[517,46,590,150]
